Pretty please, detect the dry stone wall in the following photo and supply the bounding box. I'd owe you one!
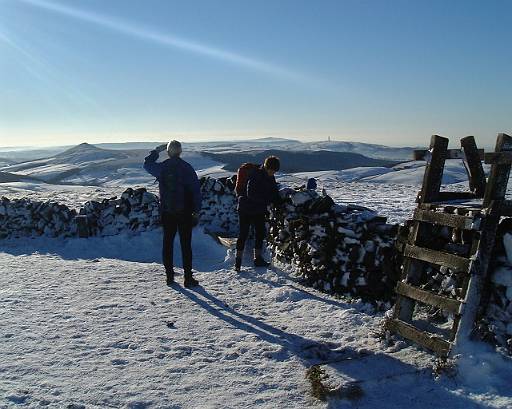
[476,219,512,354]
[199,176,238,236]
[268,189,400,302]
[0,197,77,239]
[78,187,160,236]
[0,187,160,239]
[396,213,512,355]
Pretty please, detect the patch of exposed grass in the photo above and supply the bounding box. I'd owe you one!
[306,365,364,402]
[306,365,331,401]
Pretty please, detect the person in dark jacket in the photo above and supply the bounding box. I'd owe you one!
[235,156,281,271]
[144,140,202,287]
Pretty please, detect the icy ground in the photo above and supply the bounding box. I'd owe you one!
[1,230,512,408]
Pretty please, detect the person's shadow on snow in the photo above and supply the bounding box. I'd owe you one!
[177,286,495,409]
[176,285,348,364]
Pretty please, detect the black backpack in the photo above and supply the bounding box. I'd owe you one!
[161,164,182,213]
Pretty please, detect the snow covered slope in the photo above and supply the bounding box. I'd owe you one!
[0,143,223,187]
[1,230,511,408]
[283,160,492,186]
[301,140,416,161]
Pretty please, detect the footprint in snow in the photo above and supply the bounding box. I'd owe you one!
[6,392,30,404]
[111,358,129,366]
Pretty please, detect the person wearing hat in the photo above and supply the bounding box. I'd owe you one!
[143,140,201,287]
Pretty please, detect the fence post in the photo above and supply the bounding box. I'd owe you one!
[461,135,486,197]
[417,135,449,204]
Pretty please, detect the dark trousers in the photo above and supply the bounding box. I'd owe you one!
[236,211,266,252]
[162,211,193,274]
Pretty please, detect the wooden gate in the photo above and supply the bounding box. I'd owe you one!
[387,134,512,357]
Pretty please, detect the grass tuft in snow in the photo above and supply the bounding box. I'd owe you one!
[306,365,332,401]
[305,365,364,402]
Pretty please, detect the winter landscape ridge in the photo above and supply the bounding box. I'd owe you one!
[1,139,512,408]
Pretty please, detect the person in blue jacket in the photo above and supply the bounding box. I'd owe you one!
[144,140,202,287]
[235,156,281,271]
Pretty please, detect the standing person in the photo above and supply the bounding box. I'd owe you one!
[235,156,281,272]
[143,140,201,287]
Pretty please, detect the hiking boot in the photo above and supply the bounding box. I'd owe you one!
[234,257,242,272]
[253,248,270,268]
[234,249,243,272]
[254,257,270,268]
[184,272,199,288]
[166,270,175,286]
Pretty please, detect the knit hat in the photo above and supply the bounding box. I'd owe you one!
[167,140,182,157]
[264,156,280,172]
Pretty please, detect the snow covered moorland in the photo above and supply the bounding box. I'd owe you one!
[1,141,512,408]
[2,229,512,408]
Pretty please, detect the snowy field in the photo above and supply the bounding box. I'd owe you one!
[1,229,512,408]
[2,144,512,407]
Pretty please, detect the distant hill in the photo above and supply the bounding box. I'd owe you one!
[0,171,41,183]
[203,150,396,173]
[0,143,222,186]
[0,138,416,162]
[0,147,71,162]
[0,143,148,185]
[0,158,17,167]
[300,141,416,161]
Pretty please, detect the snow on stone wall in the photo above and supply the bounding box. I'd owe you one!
[394,213,512,355]
[476,219,512,354]
[78,187,160,236]
[199,176,401,301]
[0,197,78,238]
[199,176,238,236]
[268,189,400,302]
[0,187,161,239]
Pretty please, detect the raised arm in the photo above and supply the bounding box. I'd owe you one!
[143,144,166,178]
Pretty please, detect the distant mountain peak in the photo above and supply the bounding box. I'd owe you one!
[72,142,100,150]
[56,142,104,156]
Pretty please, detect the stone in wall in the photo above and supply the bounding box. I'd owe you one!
[79,187,160,236]
[0,196,77,239]
[199,176,238,236]
[268,188,400,302]
[476,219,512,354]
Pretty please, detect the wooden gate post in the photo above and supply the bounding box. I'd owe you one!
[417,135,449,204]
[461,135,486,197]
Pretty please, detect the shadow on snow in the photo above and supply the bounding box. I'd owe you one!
[0,229,228,272]
[178,286,486,409]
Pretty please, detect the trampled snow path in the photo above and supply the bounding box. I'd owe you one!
[1,231,511,408]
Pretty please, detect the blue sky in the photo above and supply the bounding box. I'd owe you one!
[1,0,511,147]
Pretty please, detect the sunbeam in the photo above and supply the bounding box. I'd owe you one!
[19,0,317,84]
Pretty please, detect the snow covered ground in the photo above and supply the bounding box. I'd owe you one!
[1,229,511,408]
[2,142,512,407]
